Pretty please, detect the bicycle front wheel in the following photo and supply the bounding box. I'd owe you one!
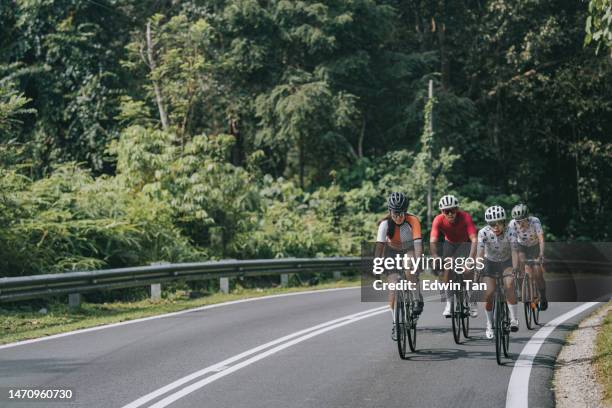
[502,303,510,358]
[523,274,534,330]
[495,298,503,365]
[407,292,417,352]
[395,290,408,359]
[461,289,470,338]
[452,291,462,344]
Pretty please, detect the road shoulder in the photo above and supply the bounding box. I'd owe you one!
[554,302,611,408]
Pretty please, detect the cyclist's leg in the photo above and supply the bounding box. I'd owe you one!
[535,262,547,309]
[441,242,456,316]
[387,272,400,340]
[387,272,400,314]
[403,249,423,315]
[502,265,519,330]
[482,275,496,338]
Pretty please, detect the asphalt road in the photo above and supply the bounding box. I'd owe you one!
[0,287,602,408]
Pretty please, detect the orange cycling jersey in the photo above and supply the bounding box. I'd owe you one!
[376,214,422,251]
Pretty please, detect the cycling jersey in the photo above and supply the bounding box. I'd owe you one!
[430,210,477,243]
[477,226,516,262]
[508,216,542,247]
[376,215,422,251]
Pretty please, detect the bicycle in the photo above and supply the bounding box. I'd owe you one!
[394,270,419,359]
[493,274,512,365]
[522,258,542,329]
[450,268,471,343]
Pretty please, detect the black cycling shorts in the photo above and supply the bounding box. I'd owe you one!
[442,241,471,259]
[481,258,513,278]
[517,244,539,260]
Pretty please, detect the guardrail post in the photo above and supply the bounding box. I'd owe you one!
[333,271,342,280]
[280,274,289,287]
[220,277,230,294]
[149,261,169,301]
[68,293,81,308]
[150,283,161,301]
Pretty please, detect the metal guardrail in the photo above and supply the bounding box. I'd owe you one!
[0,257,361,302]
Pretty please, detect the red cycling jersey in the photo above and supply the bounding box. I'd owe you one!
[430,210,477,243]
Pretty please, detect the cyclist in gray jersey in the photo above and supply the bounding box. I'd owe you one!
[477,206,520,339]
[508,204,547,310]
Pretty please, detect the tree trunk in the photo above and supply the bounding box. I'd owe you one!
[358,116,365,158]
[146,21,170,131]
[229,118,243,166]
[299,136,305,189]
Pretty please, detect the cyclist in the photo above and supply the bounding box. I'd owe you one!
[430,194,478,318]
[477,205,520,339]
[375,192,424,340]
[508,204,548,310]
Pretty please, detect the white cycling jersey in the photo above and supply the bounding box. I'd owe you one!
[477,225,516,262]
[508,216,542,247]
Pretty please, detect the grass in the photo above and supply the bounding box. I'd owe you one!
[594,302,612,404]
[0,278,360,345]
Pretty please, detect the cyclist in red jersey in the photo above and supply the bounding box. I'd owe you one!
[429,195,478,318]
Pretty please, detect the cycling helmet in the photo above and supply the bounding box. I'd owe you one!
[388,192,408,213]
[511,204,529,220]
[484,205,506,223]
[439,194,459,210]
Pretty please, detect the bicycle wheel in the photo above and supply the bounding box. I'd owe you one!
[407,292,417,352]
[395,290,408,359]
[514,276,522,302]
[532,282,540,325]
[461,289,470,338]
[494,297,503,365]
[451,291,462,344]
[523,274,533,330]
[502,303,510,358]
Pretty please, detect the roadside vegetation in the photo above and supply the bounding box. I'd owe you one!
[594,304,612,404]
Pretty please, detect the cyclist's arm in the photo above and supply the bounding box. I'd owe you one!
[375,242,385,258]
[429,216,440,258]
[465,213,478,260]
[534,217,545,262]
[375,221,387,258]
[538,232,545,262]
[511,248,519,274]
[468,233,477,260]
[407,215,423,273]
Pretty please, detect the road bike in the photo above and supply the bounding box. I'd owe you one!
[494,274,512,365]
[450,268,471,343]
[523,258,543,329]
[395,270,419,359]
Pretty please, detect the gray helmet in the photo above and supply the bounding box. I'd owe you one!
[511,204,529,220]
[439,194,459,210]
[484,205,506,223]
[388,192,408,213]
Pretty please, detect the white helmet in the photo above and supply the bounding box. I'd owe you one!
[511,204,529,220]
[484,205,506,223]
[438,194,459,210]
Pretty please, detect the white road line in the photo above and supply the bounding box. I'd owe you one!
[121,306,387,408]
[505,302,599,408]
[147,309,389,408]
[0,286,359,351]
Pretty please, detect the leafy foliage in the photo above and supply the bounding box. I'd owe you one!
[0,0,610,279]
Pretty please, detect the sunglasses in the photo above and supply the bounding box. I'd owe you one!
[488,221,505,228]
[391,211,406,217]
[442,208,457,215]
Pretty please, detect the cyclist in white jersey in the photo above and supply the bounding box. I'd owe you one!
[477,205,520,339]
[508,204,547,310]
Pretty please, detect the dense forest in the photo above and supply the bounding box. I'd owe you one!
[0,0,610,277]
